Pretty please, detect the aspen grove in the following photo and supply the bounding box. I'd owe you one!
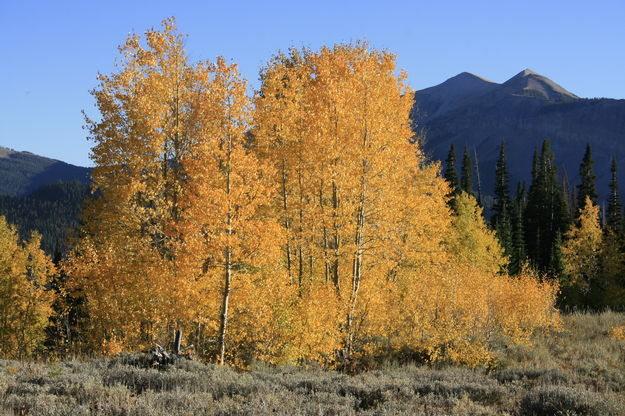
[56,19,561,367]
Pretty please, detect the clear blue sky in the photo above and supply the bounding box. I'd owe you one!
[1,0,623,167]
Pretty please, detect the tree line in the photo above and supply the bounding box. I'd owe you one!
[0,19,561,366]
[444,141,625,310]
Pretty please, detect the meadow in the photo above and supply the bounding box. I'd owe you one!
[1,311,623,416]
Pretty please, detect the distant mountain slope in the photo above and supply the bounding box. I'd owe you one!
[0,146,90,197]
[413,72,498,120]
[493,69,578,101]
[412,70,625,203]
[0,181,89,255]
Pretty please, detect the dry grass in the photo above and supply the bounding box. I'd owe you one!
[1,311,624,415]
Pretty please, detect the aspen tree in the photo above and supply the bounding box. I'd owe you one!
[562,197,603,292]
[67,24,562,365]
[67,19,202,352]
[0,217,55,358]
[448,192,505,275]
[67,19,283,359]
[256,43,452,357]
[179,57,284,365]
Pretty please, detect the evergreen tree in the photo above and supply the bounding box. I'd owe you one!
[509,181,527,274]
[561,167,576,220]
[524,140,572,276]
[607,156,623,232]
[597,230,625,310]
[460,144,474,197]
[491,141,513,261]
[531,146,540,183]
[550,231,565,279]
[474,147,483,206]
[576,143,598,211]
[444,143,461,197]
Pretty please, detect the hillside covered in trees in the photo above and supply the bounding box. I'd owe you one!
[0,181,88,255]
[412,70,625,202]
[0,146,90,197]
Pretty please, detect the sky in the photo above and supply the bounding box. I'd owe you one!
[1,0,624,167]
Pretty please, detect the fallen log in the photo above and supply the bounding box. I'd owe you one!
[148,331,194,367]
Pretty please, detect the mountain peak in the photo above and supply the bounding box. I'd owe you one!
[0,146,16,159]
[515,68,538,77]
[414,71,499,119]
[501,69,578,101]
[452,71,496,83]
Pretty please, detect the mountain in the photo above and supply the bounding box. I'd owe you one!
[412,70,625,205]
[492,69,578,101]
[0,146,90,197]
[413,72,498,120]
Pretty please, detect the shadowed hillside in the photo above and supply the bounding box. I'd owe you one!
[413,70,625,202]
[0,146,90,197]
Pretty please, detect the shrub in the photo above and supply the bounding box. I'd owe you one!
[520,385,622,416]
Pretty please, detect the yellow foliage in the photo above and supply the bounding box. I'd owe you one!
[489,267,562,344]
[65,21,561,368]
[608,325,625,340]
[255,43,455,359]
[67,18,284,361]
[562,197,603,292]
[0,217,56,358]
[374,262,561,366]
[447,192,506,275]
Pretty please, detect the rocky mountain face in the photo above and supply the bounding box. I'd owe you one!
[0,146,90,197]
[412,70,625,205]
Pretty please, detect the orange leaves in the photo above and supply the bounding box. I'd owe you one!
[608,325,625,340]
[489,268,562,345]
[70,19,286,362]
[255,43,426,357]
[67,21,561,368]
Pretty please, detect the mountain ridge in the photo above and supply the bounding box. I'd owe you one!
[0,145,91,197]
[412,69,625,205]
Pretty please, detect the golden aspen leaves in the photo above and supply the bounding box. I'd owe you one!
[64,20,561,367]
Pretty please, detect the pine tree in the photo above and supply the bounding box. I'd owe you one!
[531,146,540,183]
[492,141,513,260]
[561,167,576,220]
[444,143,461,197]
[474,147,483,206]
[550,231,565,279]
[509,181,527,275]
[576,143,598,211]
[524,140,571,275]
[607,157,623,232]
[460,144,474,197]
[597,230,625,309]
